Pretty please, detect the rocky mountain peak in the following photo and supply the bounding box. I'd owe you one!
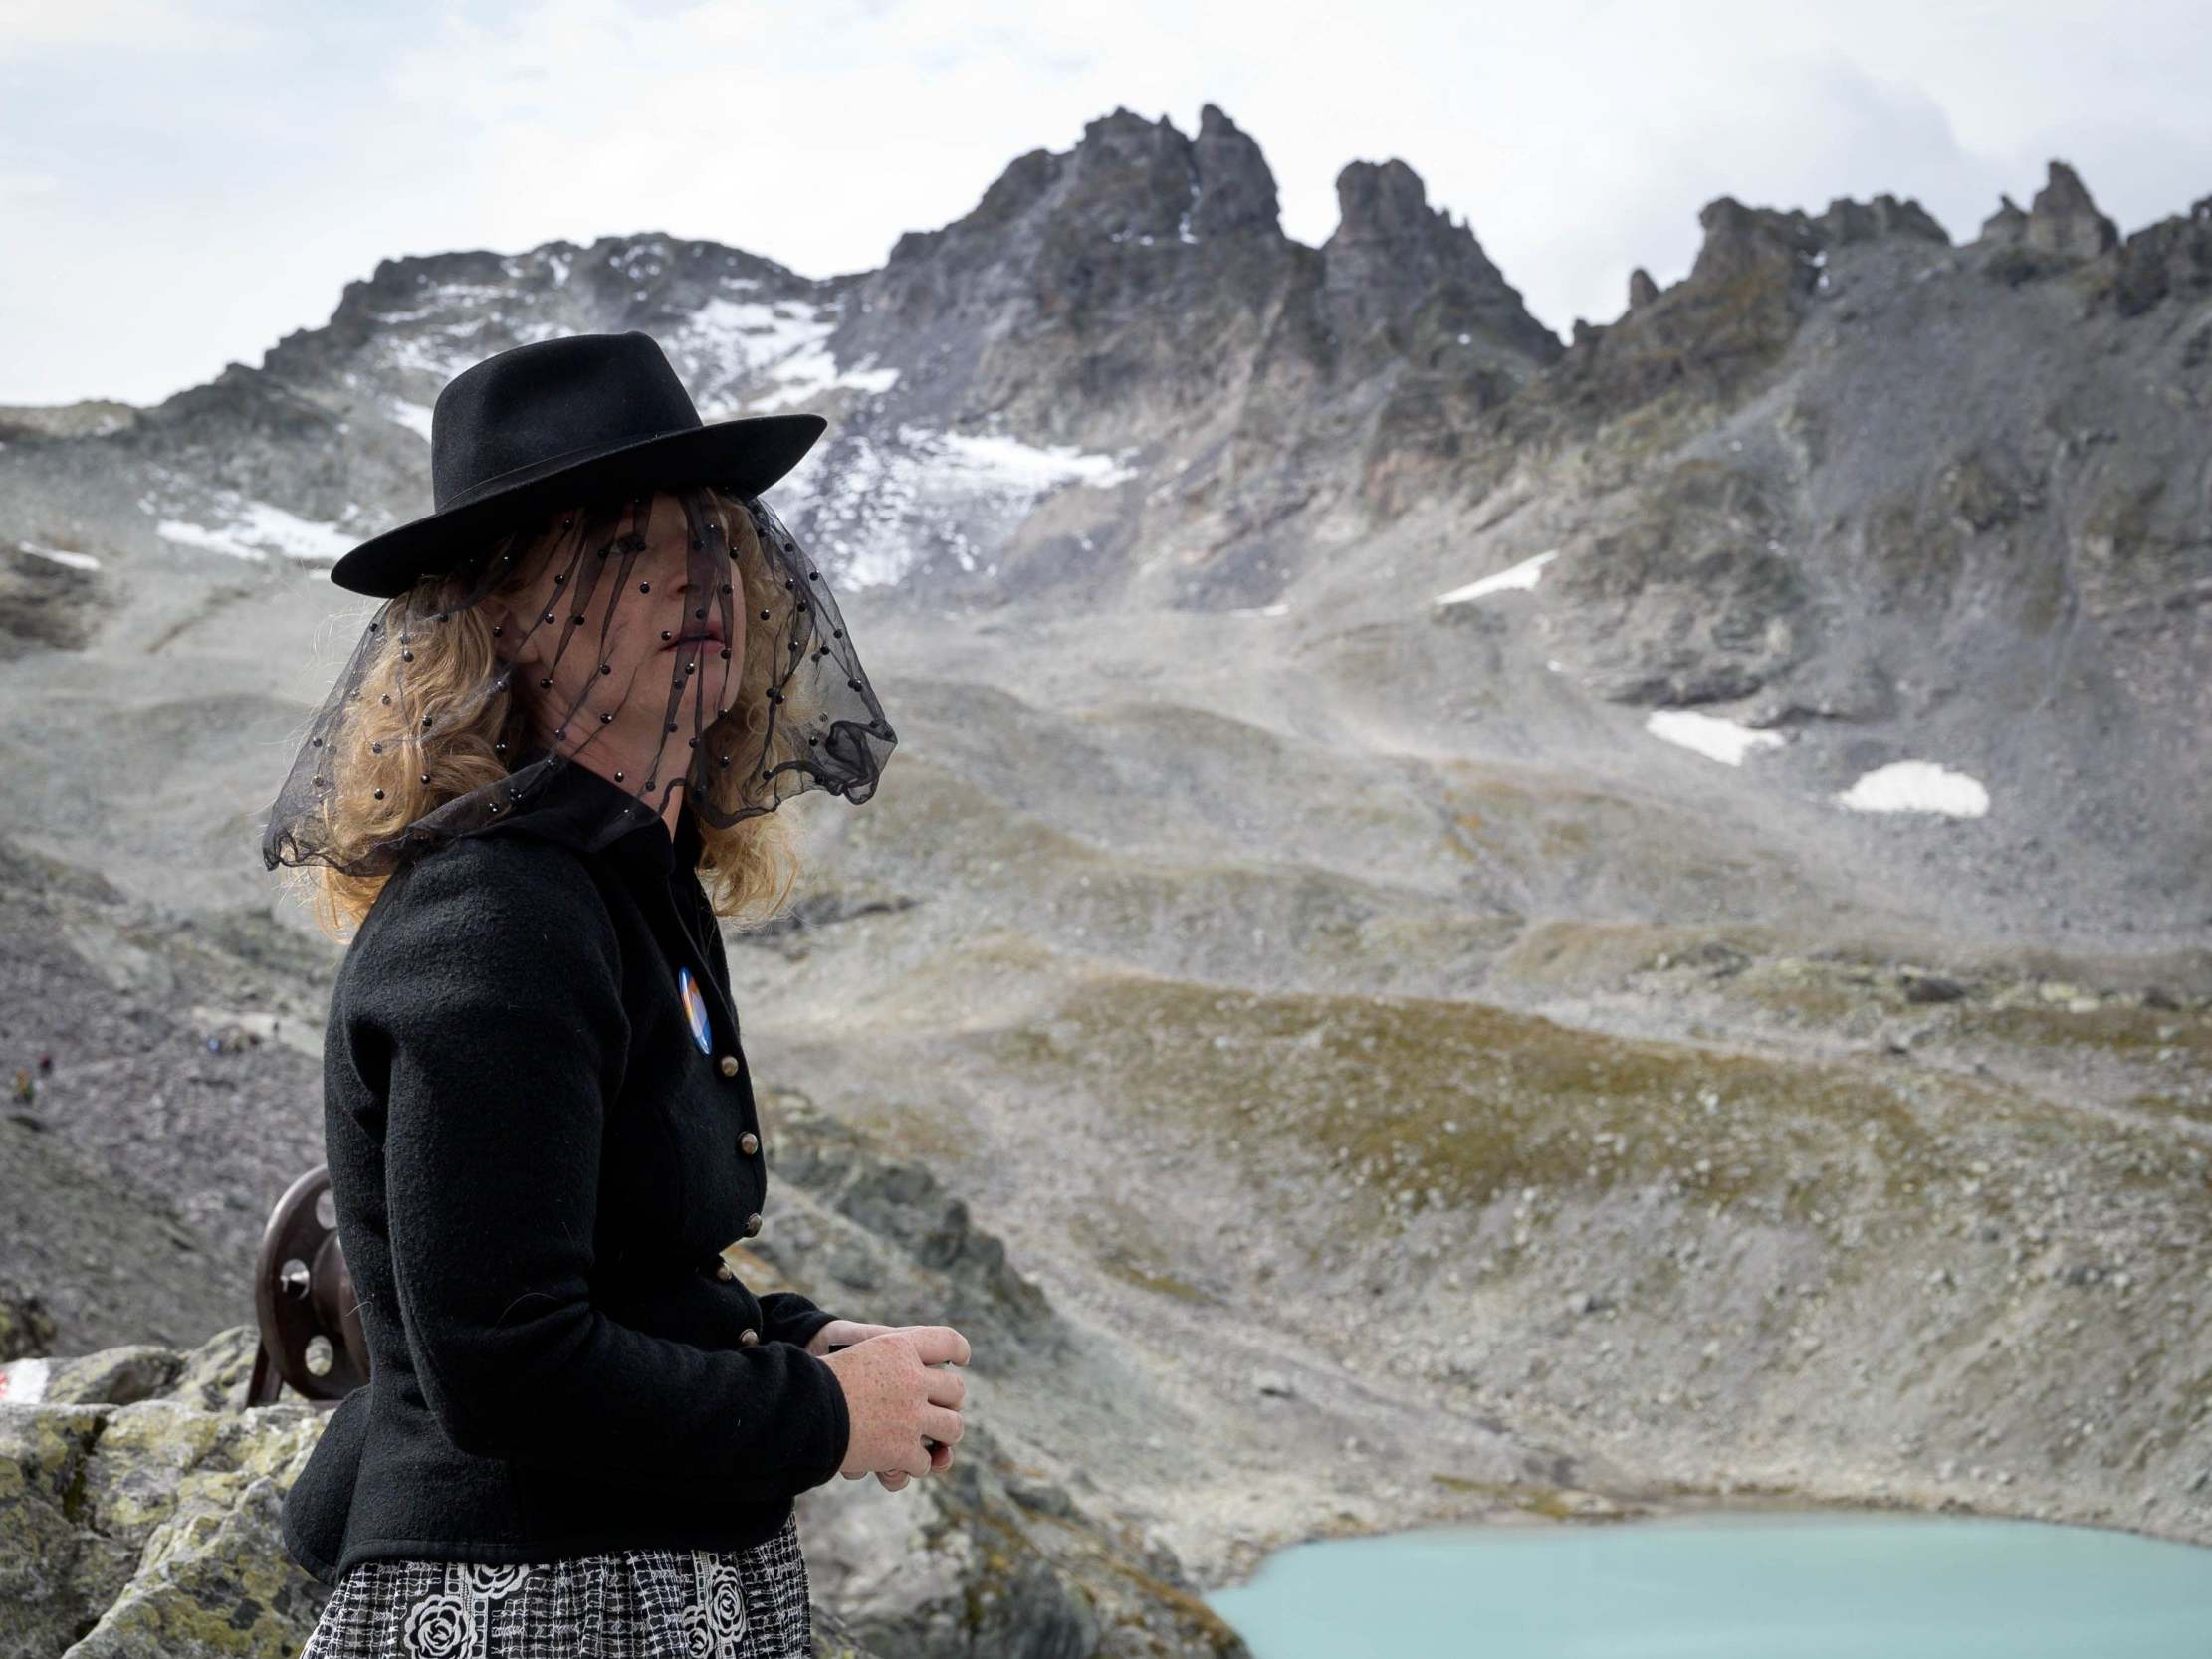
[1190,102,1282,236]
[1320,157,1560,364]
[838,104,1567,517]
[1685,194,1825,288]
[1509,185,1955,445]
[1687,188,1949,288]
[1977,159,2119,264]
[2105,187,2212,316]
[883,102,1280,282]
[2025,158,2120,260]
[1811,191,1950,249]
[1049,104,1221,242]
[1980,192,2030,245]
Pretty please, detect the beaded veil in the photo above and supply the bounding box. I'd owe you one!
[261,482,896,878]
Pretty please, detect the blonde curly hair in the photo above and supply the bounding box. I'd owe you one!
[288,484,808,936]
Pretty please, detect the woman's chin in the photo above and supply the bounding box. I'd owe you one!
[696,663,738,711]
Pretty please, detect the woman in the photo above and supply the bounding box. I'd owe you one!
[265,332,969,1658]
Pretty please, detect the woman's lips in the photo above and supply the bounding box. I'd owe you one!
[665,622,725,650]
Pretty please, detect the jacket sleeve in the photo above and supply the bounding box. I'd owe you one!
[363,839,851,1496]
[756,1292,841,1352]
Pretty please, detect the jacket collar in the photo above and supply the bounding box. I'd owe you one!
[473,753,702,879]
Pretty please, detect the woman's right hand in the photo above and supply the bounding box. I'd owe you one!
[819,1326,969,1481]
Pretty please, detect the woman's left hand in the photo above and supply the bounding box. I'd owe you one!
[803,1319,893,1357]
[804,1320,958,1488]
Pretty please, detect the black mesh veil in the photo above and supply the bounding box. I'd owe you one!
[262,483,896,878]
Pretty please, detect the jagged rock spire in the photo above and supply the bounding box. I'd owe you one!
[2026,159,2118,260]
[1320,158,1560,363]
[1978,160,2117,261]
[1190,103,1281,236]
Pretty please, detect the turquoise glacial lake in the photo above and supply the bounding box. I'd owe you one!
[1203,1509,2212,1658]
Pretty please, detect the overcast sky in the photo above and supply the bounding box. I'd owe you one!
[2,0,2206,406]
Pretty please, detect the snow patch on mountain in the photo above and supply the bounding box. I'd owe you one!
[154,486,353,566]
[770,423,1139,588]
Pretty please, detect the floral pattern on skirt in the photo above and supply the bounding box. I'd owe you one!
[298,1509,811,1658]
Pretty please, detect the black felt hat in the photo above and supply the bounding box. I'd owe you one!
[329,329,826,598]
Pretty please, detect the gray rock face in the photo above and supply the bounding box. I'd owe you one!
[1539,456,1808,704]
[0,1289,58,1363]
[1980,191,2030,246]
[2023,159,2119,262]
[830,103,1562,589]
[2106,189,2212,317]
[1189,103,1283,238]
[1320,157,1561,368]
[0,547,101,658]
[1977,159,2126,289]
[0,838,330,1354]
[0,1329,328,1659]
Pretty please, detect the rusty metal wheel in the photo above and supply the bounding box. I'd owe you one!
[248,1164,368,1406]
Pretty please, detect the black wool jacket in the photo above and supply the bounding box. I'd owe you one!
[279,759,851,1588]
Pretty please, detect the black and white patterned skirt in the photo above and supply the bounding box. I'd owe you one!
[297,1509,814,1658]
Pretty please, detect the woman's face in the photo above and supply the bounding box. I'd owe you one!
[498,491,747,803]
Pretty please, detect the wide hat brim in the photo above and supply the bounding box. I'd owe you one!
[329,411,826,599]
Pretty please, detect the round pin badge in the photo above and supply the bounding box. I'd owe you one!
[678,966,712,1055]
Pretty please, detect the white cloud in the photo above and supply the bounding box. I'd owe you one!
[0,0,264,54]
[0,168,62,200]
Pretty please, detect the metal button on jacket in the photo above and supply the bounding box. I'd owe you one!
[744,1212,763,1237]
[737,1327,759,1348]
[719,1054,741,1078]
[714,1261,736,1282]
[739,1131,759,1155]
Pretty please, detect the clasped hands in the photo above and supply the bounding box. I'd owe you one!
[802,1319,969,1490]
